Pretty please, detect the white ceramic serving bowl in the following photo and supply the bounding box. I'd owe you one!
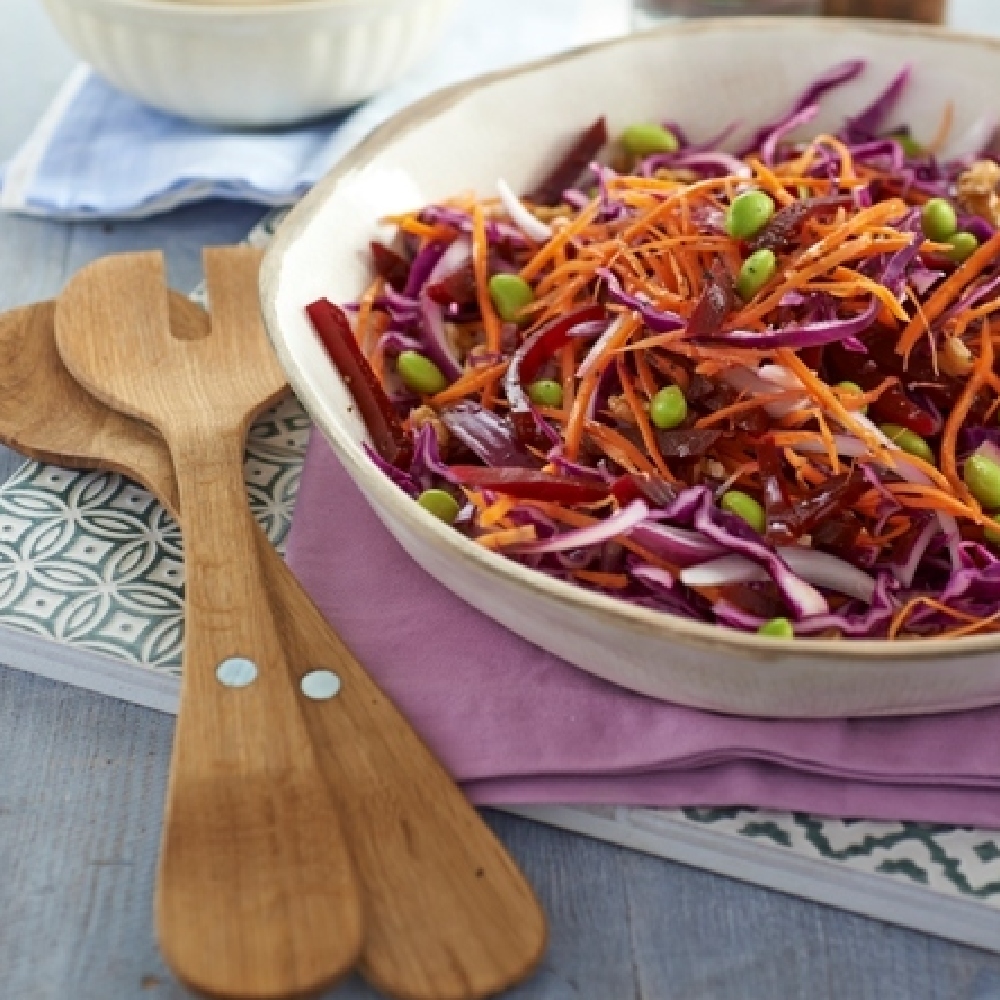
[40,0,460,126]
[263,18,1000,718]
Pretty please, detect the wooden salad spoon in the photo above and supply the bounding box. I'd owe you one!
[45,248,546,999]
[51,252,364,999]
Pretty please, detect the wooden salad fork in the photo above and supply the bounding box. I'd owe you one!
[41,247,546,999]
[51,253,364,998]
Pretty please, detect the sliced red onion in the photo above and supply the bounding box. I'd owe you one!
[682,548,876,603]
[757,364,803,390]
[909,265,945,296]
[376,329,423,356]
[630,564,677,590]
[719,365,807,418]
[428,235,472,284]
[497,178,552,243]
[597,268,685,335]
[440,402,538,468]
[507,499,650,554]
[887,515,938,588]
[630,523,726,567]
[568,319,611,339]
[417,293,463,381]
[714,571,897,636]
[705,297,878,349]
[577,313,629,379]
[563,189,591,210]
[692,493,829,618]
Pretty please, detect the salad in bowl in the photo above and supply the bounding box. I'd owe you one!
[263,19,1000,714]
[306,59,1000,642]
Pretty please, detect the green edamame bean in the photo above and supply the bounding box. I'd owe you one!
[489,273,534,323]
[836,380,868,414]
[880,423,935,464]
[897,134,923,158]
[649,384,688,430]
[397,351,448,395]
[736,248,777,301]
[946,232,979,263]
[417,488,460,524]
[725,190,775,239]
[621,123,679,156]
[720,490,766,533]
[921,197,958,242]
[964,454,1000,509]
[758,617,794,638]
[528,379,564,408]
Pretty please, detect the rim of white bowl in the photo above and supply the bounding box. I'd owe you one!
[263,15,1000,663]
[52,0,441,17]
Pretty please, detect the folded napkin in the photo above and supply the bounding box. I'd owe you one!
[0,0,629,220]
[286,432,1000,827]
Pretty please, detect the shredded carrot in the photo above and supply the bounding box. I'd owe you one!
[327,84,1000,644]
[520,202,600,281]
[574,570,629,589]
[616,357,674,481]
[429,361,509,407]
[776,349,892,462]
[470,203,503,356]
[564,314,641,460]
[479,495,516,528]
[940,321,992,508]
[585,420,659,478]
[897,231,1000,357]
[476,525,537,550]
[889,595,998,640]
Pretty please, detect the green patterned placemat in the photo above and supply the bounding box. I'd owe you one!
[3,211,999,952]
[0,394,309,671]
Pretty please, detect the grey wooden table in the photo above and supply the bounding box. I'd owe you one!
[6,5,1000,1000]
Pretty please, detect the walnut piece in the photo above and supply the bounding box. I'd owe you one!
[939,336,974,378]
[956,159,1000,227]
[653,167,699,183]
[409,404,449,449]
[531,204,575,222]
[606,393,638,425]
[447,322,481,361]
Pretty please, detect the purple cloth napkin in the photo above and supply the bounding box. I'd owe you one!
[285,432,1000,826]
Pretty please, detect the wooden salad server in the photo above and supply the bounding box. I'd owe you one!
[45,248,546,999]
[51,253,364,999]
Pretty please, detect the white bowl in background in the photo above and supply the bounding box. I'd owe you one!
[40,0,461,126]
[263,18,1000,717]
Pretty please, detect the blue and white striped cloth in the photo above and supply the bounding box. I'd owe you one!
[0,0,628,220]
